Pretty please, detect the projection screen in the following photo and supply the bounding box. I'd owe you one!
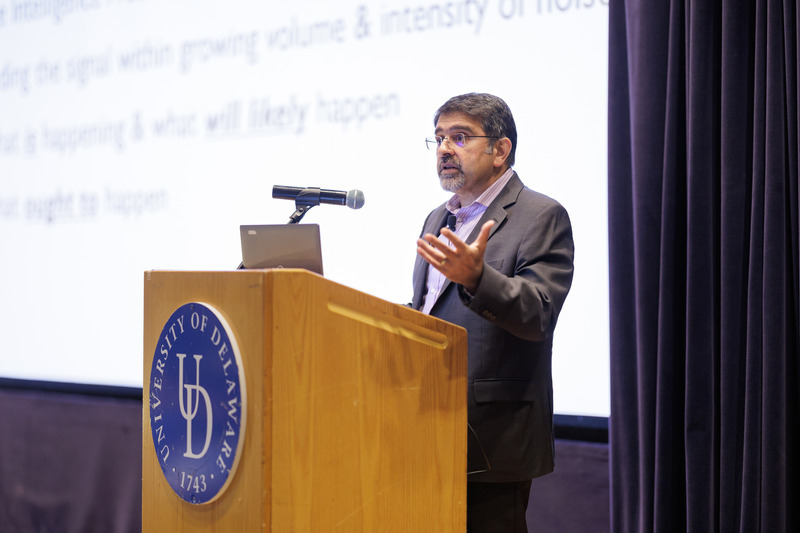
[0,0,609,417]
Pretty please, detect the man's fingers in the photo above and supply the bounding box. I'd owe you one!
[417,237,448,261]
[440,220,495,251]
[417,243,448,272]
[418,234,449,255]
[474,220,495,249]
[418,219,494,279]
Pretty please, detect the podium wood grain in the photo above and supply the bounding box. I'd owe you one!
[143,269,467,532]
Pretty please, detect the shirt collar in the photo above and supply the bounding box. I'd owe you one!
[446,168,515,214]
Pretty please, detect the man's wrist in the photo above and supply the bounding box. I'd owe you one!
[463,265,484,295]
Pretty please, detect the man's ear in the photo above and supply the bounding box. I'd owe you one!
[493,137,513,168]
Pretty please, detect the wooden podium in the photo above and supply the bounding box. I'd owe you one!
[142,269,467,531]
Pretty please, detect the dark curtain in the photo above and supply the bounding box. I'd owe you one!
[0,388,142,533]
[608,1,799,532]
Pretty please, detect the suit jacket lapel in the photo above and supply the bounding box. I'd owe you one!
[411,206,450,309]
[465,172,523,244]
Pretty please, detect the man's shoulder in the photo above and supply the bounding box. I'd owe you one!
[507,173,567,211]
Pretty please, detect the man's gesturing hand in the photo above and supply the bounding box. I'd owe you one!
[416,220,495,294]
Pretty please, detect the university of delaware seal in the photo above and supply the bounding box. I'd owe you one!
[148,302,246,504]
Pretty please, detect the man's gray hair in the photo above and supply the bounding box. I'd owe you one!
[434,93,517,166]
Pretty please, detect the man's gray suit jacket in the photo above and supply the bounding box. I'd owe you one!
[411,172,574,482]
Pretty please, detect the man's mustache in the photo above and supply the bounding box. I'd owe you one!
[438,155,461,172]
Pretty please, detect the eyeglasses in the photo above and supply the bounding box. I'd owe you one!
[425,133,498,150]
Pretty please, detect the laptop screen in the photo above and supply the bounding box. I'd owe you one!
[239,224,323,275]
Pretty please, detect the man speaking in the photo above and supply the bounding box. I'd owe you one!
[412,93,574,532]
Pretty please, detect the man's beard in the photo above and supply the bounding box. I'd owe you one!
[439,173,465,192]
[438,156,465,192]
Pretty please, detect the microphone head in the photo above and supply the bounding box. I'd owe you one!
[346,189,365,210]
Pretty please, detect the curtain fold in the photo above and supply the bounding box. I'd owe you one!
[609,0,799,531]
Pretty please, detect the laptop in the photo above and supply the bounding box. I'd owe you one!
[239,224,323,275]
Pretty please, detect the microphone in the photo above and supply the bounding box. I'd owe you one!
[272,185,365,210]
[447,214,457,231]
